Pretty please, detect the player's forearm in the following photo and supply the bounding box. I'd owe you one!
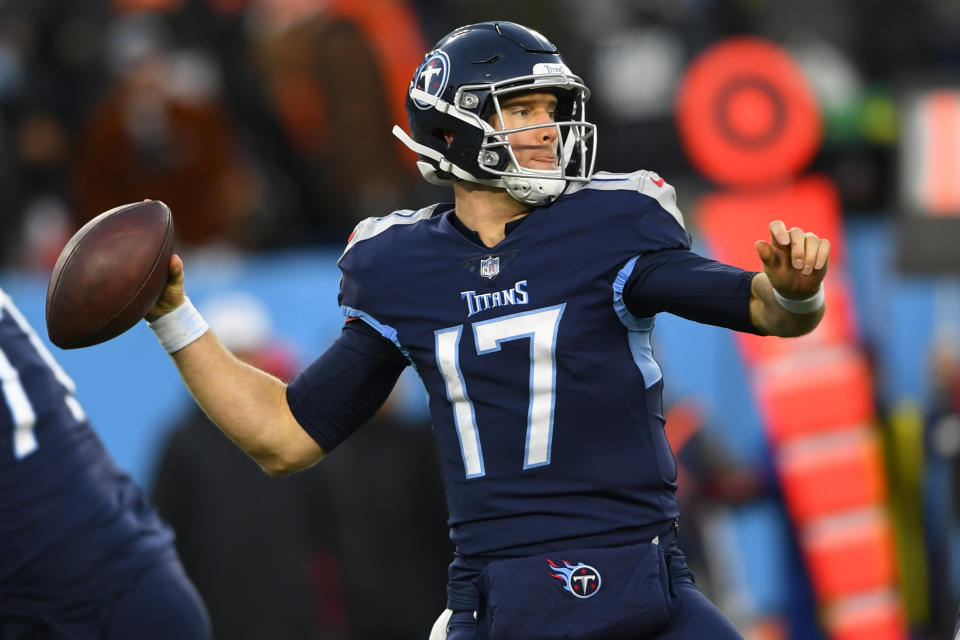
[168,331,325,475]
[749,272,824,337]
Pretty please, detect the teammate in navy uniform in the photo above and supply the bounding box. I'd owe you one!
[146,22,831,639]
[0,287,210,639]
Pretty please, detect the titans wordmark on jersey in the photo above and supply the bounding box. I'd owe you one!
[338,171,690,562]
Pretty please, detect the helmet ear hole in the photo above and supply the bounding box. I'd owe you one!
[432,129,454,146]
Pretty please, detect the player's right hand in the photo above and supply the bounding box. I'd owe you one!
[145,254,186,322]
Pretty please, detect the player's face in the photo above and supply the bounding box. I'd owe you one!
[491,92,560,171]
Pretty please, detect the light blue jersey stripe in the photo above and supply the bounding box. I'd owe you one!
[341,305,411,360]
[612,256,663,388]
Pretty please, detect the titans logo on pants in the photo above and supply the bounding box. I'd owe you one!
[546,559,602,599]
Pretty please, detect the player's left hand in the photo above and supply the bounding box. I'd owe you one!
[754,220,829,299]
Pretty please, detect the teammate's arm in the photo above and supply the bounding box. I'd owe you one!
[146,256,405,476]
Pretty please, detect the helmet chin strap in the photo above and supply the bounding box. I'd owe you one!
[502,171,566,206]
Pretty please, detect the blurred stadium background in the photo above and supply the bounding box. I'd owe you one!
[1,0,959,639]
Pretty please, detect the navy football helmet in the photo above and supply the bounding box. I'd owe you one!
[392,22,597,206]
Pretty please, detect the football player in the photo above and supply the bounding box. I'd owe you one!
[0,287,210,638]
[146,21,829,640]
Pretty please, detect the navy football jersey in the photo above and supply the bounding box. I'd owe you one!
[0,288,176,618]
[293,171,756,608]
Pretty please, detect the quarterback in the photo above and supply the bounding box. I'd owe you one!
[146,21,829,640]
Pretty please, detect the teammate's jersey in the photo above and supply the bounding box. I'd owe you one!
[0,288,176,618]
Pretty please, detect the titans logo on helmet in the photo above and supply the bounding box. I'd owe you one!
[546,559,602,599]
[413,50,450,110]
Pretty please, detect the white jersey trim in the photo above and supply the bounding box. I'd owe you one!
[567,170,686,230]
[339,203,443,260]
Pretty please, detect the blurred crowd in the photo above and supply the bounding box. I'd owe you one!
[3,0,960,269]
[3,0,960,639]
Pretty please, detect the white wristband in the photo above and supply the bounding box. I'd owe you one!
[147,297,209,353]
[773,283,825,314]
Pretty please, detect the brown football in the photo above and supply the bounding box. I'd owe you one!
[46,200,174,349]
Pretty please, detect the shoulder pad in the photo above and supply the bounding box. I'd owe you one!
[339,204,443,260]
[567,170,685,229]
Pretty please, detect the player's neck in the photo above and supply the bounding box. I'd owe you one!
[452,181,530,248]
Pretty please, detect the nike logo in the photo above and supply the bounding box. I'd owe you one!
[651,176,665,187]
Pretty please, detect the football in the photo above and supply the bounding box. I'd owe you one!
[46,200,174,349]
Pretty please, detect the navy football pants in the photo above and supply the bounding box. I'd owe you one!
[0,559,210,640]
[446,546,743,640]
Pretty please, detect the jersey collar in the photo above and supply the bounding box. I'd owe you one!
[448,211,529,248]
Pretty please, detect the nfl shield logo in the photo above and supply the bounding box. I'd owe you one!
[480,256,500,279]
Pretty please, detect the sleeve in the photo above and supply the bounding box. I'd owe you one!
[286,320,409,453]
[337,226,407,351]
[623,249,762,335]
[631,171,693,253]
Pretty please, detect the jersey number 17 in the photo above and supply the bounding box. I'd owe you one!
[435,304,565,479]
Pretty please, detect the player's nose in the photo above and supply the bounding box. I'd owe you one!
[537,119,558,142]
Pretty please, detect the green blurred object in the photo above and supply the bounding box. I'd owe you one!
[820,85,898,145]
[881,400,929,627]
[857,88,899,144]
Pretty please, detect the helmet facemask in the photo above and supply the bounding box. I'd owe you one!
[475,77,596,205]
